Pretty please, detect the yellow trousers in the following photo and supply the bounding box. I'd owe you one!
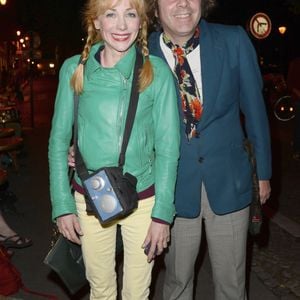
[75,192,154,300]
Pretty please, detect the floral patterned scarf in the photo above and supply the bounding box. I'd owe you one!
[163,27,202,140]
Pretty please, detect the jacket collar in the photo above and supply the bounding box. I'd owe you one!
[84,42,136,79]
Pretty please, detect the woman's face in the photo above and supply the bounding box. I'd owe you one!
[94,0,141,61]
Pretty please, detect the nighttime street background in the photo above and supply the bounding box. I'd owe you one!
[0,0,299,71]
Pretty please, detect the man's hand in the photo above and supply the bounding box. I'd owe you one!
[142,221,170,263]
[56,214,83,245]
[259,180,271,205]
[68,145,75,167]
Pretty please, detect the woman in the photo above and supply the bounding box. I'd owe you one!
[48,0,180,299]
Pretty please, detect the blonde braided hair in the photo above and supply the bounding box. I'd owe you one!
[71,0,153,94]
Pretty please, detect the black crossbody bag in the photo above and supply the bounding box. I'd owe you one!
[74,50,143,224]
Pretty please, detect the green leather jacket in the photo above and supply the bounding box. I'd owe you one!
[48,44,180,223]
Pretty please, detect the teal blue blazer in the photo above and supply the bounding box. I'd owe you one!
[149,19,272,217]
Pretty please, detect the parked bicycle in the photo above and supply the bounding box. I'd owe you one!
[263,70,295,122]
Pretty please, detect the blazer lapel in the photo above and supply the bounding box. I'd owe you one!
[198,20,224,130]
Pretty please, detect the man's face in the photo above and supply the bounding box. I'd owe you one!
[157,0,202,46]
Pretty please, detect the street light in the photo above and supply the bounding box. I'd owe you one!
[0,0,7,6]
[278,26,287,35]
[277,25,287,73]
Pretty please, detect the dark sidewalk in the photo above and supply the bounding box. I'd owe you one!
[2,76,299,299]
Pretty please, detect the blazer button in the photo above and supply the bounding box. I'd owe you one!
[198,157,204,163]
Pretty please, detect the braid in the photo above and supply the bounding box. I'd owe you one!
[71,22,97,94]
[138,20,153,92]
[138,21,149,58]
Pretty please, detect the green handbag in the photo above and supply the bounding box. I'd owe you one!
[43,228,87,294]
[44,226,123,294]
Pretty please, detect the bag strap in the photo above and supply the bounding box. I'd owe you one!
[74,48,143,179]
[118,50,143,167]
[21,286,58,300]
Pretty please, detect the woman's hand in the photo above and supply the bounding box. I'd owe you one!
[142,221,170,263]
[56,214,83,245]
[68,145,75,168]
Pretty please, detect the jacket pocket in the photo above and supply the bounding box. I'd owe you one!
[138,124,154,165]
[230,143,252,195]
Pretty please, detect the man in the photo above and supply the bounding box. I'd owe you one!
[68,0,271,298]
[148,0,271,299]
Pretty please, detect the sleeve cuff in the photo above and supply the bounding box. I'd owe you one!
[151,217,170,225]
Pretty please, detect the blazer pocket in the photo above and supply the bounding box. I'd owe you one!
[230,144,252,195]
